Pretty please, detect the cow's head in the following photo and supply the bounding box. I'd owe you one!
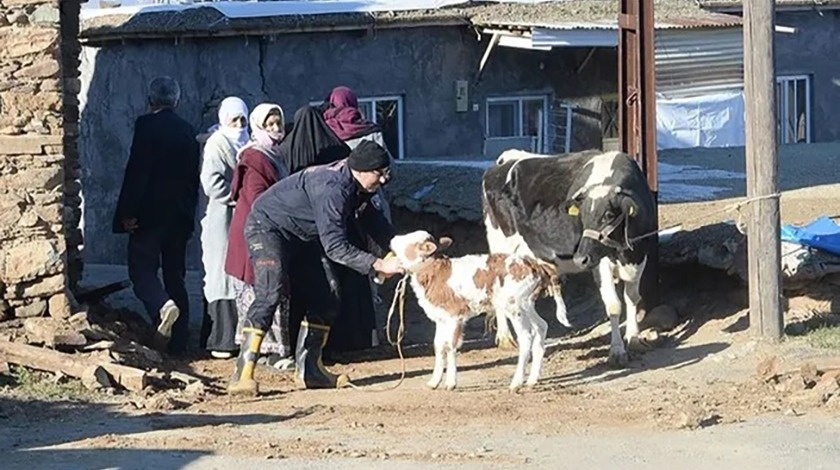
[390,230,453,271]
[564,184,640,269]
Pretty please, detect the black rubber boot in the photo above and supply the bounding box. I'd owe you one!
[295,321,349,389]
[227,327,265,396]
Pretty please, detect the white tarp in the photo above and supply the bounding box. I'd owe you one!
[656,90,746,150]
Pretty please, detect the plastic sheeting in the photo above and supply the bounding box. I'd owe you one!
[781,217,840,257]
[656,90,746,150]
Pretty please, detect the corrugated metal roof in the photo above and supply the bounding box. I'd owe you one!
[81,1,744,42]
[699,0,840,10]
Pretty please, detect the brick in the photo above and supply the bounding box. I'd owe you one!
[48,291,71,319]
[0,27,58,59]
[10,273,65,297]
[14,299,47,318]
[1,90,63,113]
[3,0,58,8]
[2,239,64,282]
[15,60,60,79]
[0,135,63,155]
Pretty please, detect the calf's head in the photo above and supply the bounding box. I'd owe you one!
[390,231,453,271]
[565,185,640,269]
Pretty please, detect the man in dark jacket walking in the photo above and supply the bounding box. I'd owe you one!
[112,76,200,355]
[228,140,403,395]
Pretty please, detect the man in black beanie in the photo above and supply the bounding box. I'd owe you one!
[228,140,403,396]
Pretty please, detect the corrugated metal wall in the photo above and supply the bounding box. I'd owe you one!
[655,27,744,98]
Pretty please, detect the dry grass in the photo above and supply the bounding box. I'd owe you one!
[1,366,98,402]
[806,326,840,350]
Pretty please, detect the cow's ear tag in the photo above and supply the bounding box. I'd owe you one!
[627,205,636,217]
[567,205,580,216]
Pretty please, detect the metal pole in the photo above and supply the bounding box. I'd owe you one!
[743,0,783,339]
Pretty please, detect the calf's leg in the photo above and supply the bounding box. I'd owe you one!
[444,320,462,391]
[526,305,548,387]
[508,314,534,392]
[427,321,446,389]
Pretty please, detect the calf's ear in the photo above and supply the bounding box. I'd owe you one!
[437,237,453,251]
[418,241,438,256]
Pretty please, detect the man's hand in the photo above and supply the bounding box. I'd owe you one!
[122,218,139,233]
[373,256,404,278]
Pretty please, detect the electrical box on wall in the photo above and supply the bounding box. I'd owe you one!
[455,80,469,112]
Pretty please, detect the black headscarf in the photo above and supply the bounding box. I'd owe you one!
[279,105,351,175]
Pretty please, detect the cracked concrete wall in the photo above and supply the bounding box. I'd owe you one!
[775,10,840,143]
[79,26,615,268]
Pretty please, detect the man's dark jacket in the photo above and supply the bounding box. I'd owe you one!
[112,108,200,234]
[250,159,394,275]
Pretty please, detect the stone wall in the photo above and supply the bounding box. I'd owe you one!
[0,0,81,320]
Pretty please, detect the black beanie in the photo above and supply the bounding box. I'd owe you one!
[347,140,391,171]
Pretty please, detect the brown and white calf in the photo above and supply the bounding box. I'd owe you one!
[390,230,563,391]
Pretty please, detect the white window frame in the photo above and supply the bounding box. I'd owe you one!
[776,74,812,145]
[485,95,550,153]
[310,95,405,159]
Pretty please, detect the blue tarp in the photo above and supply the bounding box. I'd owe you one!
[781,217,840,257]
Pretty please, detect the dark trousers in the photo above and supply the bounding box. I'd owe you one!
[127,226,191,353]
[243,218,340,333]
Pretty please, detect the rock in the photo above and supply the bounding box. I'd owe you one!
[784,374,807,393]
[756,356,781,382]
[0,360,10,375]
[2,239,63,282]
[800,363,819,387]
[48,292,72,320]
[29,5,60,25]
[642,304,679,331]
[82,365,114,390]
[0,27,57,58]
[14,274,65,298]
[813,372,840,396]
[15,60,60,79]
[23,317,87,347]
[15,299,47,318]
[184,381,206,396]
[0,15,11,27]
[8,12,29,26]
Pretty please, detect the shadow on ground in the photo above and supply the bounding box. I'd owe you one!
[0,394,307,469]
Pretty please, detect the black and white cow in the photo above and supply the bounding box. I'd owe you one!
[481,148,657,367]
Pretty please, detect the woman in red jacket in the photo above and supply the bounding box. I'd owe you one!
[225,103,292,369]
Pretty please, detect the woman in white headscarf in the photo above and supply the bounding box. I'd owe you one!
[200,96,250,359]
[225,103,295,370]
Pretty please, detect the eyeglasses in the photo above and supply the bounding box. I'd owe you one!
[375,167,391,184]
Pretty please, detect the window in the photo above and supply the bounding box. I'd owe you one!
[357,96,404,159]
[776,75,811,144]
[601,96,619,140]
[311,95,405,159]
[486,96,549,152]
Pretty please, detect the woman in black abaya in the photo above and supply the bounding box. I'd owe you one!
[280,106,381,356]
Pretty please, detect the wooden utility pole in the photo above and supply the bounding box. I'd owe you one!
[618,0,659,308]
[743,0,783,339]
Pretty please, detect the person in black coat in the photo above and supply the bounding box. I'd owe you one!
[112,76,200,355]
